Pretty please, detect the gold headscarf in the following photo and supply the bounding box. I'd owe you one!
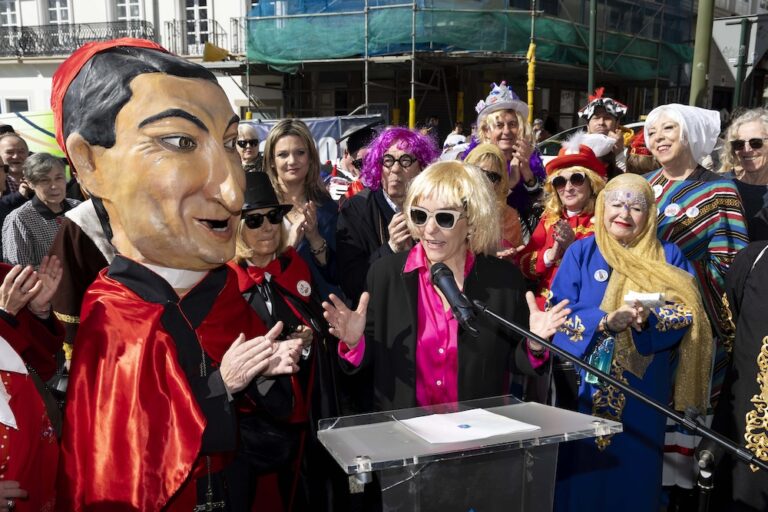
[594,173,712,412]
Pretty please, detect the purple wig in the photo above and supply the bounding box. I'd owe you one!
[360,127,440,190]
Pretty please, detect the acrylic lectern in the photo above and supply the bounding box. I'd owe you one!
[318,395,622,512]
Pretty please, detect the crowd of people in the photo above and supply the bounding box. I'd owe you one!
[2,37,768,512]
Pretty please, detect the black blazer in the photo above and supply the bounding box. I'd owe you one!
[336,188,397,306]
[340,250,536,412]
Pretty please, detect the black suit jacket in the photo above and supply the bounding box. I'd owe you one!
[340,250,536,412]
[336,188,397,305]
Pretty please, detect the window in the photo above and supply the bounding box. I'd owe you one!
[185,0,209,55]
[6,99,28,113]
[48,0,70,24]
[0,0,17,27]
[116,0,141,21]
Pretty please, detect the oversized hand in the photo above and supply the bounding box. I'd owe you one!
[0,265,38,316]
[526,291,571,342]
[220,324,281,394]
[322,292,369,347]
[28,255,62,317]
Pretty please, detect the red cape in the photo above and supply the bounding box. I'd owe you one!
[58,263,266,511]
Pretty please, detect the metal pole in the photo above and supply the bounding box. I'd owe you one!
[364,0,369,115]
[588,0,597,94]
[527,0,537,124]
[688,0,714,107]
[409,0,416,129]
[732,18,751,111]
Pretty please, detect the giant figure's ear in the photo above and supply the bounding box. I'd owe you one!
[66,132,106,199]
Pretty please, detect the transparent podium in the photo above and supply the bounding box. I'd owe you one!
[319,395,622,511]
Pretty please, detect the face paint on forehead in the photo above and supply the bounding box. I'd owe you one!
[604,189,649,210]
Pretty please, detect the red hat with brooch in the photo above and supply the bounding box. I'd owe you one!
[545,132,608,178]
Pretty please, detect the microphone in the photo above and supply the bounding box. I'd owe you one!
[430,263,479,336]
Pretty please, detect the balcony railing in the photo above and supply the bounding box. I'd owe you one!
[164,18,227,56]
[0,20,156,58]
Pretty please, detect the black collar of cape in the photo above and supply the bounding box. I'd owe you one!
[107,254,226,329]
[31,195,73,220]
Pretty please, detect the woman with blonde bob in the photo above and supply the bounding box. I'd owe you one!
[322,161,571,412]
[464,143,523,253]
[263,118,341,300]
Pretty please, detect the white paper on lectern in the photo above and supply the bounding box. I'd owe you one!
[397,408,540,444]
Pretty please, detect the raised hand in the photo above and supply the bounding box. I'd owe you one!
[28,255,63,318]
[496,244,525,260]
[526,291,571,343]
[606,304,637,332]
[0,265,38,316]
[553,219,576,250]
[387,212,413,253]
[322,292,369,347]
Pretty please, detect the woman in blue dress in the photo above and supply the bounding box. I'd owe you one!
[550,173,712,512]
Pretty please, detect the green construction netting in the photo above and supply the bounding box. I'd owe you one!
[246,3,692,78]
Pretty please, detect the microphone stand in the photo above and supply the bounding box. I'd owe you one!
[471,298,768,474]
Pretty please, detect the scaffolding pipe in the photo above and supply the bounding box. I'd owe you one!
[588,0,597,94]
[409,0,416,128]
[527,0,537,124]
[364,0,369,115]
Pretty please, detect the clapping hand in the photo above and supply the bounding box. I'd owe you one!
[322,292,369,347]
[526,292,571,348]
[28,255,63,318]
[220,322,299,395]
[496,244,525,260]
[0,265,40,316]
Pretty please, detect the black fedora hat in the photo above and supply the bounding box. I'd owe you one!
[242,171,293,215]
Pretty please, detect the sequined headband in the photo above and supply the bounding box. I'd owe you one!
[603,189,648,210]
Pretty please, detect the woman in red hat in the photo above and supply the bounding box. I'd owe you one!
[515,135,608,310]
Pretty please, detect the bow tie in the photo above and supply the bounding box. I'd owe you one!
[245,258,283,286]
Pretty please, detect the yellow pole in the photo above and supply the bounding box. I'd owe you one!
[526,41,536,125]
[392,108,401,126]
[456,91,464,123]
[409,98,416,129]
[245,110,253,120]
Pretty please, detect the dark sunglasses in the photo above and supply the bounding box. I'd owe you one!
[731,138,767,151]
[243,209,286,229]
[551,173,586,189]
[237,139,259,149]
[352,158,364,170]
[481,169,502,185]
[409,206,466,230]
[382,153,416,169]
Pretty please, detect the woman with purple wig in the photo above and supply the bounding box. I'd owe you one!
[336,126,439,306]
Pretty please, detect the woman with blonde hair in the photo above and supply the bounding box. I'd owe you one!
[227,171,341,511]
[718,107,768,240]
[470,81,547,243]
[464,143,523,252]
[322,160,571,412]
[263,118,341,300]
[515,138,607,310]
[551,173,712,512]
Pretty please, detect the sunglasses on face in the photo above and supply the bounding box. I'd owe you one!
[243,209,286,229]
[481,169,502,185]
[409,206,466,230]
[237,139,259,149]
[352,158,364,170]
[551,173,586,189]
[731,138,768,151]
[382,154,416,169]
